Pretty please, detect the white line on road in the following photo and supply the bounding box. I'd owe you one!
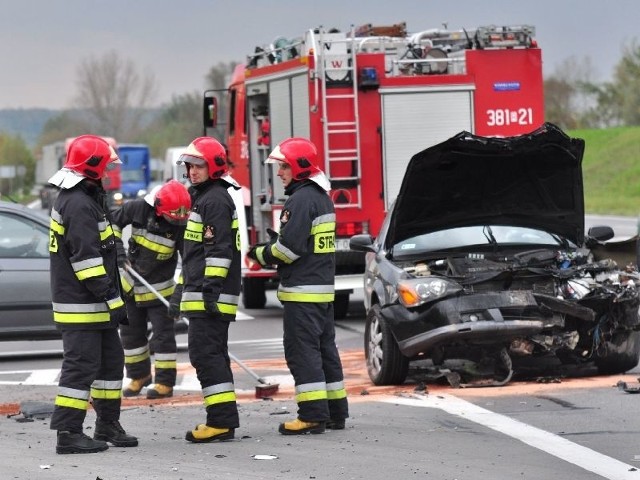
[22,369,59,385]
[235,311,254,321]
[383,394,637,480]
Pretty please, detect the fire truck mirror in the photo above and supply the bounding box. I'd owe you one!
[203,94,218,128]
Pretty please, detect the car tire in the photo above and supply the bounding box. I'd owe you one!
[242,277,267,309]
[364,304,409,385]
[595,330,640,374]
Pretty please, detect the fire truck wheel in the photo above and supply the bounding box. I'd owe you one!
[334,293,349,320]
[242,277,267,309]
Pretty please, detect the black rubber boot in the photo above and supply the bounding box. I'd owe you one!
[94,420,138,447]
[56,431,109,454]
[326,419,346,430]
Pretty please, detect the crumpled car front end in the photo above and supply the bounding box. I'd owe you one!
[383,248,640,374]
[357,123,640,386]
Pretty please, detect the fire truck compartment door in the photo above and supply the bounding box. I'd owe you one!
[268,74,310,142]
[380,86,474,210]
[268,74,310,203]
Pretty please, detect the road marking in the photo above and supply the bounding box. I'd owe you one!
[22,369,59,385]
[236,310,254,321]
[383,393,638,480]
[0,338,285,387]
[229,337,282,345]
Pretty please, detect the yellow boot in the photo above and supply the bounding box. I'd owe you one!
[146,384,173,399]
[278,418,325,435]
[185,424,235,443]
[122,375,152,397]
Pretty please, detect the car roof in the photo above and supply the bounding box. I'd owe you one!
[0,201,50,227]
[386,123,586,248]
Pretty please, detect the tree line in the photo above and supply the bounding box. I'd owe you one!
[0,39,639,197]
[545,39,640,129]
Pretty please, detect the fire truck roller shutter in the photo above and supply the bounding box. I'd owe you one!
[268,75,310,202]
[291,74,310,138]
[379,86,474,210]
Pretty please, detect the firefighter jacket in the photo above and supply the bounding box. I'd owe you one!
[111,198,184,307]
[255,180,336,303]
[181,179,241,321]
[49,180,124,330]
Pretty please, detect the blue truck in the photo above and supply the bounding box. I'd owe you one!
[117,144,151,199]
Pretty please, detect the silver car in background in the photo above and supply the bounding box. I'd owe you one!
[0,201,54,339]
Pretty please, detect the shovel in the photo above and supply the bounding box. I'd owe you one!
[125,265,280,398]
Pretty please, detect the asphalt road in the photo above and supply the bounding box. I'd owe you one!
[2,289,640,479]
[1,212,640,478]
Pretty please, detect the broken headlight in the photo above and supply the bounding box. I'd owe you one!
[397,277,462,308]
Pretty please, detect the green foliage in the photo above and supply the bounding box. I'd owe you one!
[0,133,35,195]
[136,92,203,158]
[36,111,91,152]
[0,109,59,148]
[611,39,640,126]
[570,126,640,215]
[545,39,640,129]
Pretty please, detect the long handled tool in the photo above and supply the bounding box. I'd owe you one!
[125,265,279,398]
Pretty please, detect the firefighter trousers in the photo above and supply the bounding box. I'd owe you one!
[187,315,239,429]
[282,301,349,423]
[121,298,177,387]
[50,328,125,432]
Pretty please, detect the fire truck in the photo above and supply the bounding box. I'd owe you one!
[203,22,545,318]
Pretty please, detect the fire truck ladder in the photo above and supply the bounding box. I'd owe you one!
[315,28,362,209]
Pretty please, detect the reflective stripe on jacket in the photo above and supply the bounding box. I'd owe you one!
[181,180,241,319]
[111,199,183,306]
[259,181,336,303]
[49,182,122,329]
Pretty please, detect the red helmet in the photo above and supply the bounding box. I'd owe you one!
[178,137,229,180]
[64,135,120,180]
[154,180,191,224]
[266,137,321,181]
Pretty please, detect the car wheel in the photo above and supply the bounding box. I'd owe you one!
[595,331,640,374]
[364,304,409,385]
[242,277,267,309]
[334,293,349,320]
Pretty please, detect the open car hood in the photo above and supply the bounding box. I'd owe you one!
[386,123,586,248]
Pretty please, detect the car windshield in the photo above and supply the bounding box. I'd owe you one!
[0,211,50,258]
[393,225,567,257]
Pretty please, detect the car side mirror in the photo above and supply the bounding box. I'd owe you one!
[349,234,376,253]
[203,92,218,128]
[585,225,615,248]
[587,225,615,242]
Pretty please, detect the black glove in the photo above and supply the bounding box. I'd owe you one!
[105,289,128,325]
[247,245,259,261]
[266,228,279,242]
[110,304,129,325]
[167,285,182,319]
[247,243,268,264]
[203,291,221,317]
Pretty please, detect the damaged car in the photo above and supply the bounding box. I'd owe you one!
[350,123,640,387]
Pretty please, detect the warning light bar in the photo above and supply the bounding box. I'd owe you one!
[475,25,535,49]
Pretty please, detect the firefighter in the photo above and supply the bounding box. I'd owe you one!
[247,137,349,435]
[111,180,191,399]
[177,137,241,443]
[48,135,137,454]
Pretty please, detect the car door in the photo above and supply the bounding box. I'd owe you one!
[0,209,53,338]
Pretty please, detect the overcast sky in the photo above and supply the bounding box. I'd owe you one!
[1,0,638,110]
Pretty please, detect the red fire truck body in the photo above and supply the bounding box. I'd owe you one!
[214,23,545,316]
